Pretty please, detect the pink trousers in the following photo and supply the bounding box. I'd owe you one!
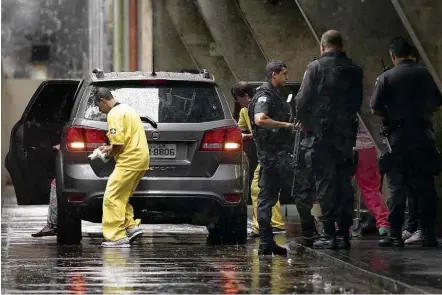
[354,147,390,229]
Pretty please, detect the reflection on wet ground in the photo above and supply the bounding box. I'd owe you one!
[319,237,442,293]
[2,201,386,294]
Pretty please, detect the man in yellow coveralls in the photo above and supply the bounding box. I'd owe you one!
[231,82,285,237]
[94,87,150,248]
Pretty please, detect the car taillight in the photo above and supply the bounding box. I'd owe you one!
[224,193,241,203]
[66,127,107,152]
[67,194,85,203]
[201,127,242,152]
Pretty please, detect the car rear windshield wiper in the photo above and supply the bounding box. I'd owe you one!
[140,116,158,129]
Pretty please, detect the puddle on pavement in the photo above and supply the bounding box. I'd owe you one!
[2,208,387,294]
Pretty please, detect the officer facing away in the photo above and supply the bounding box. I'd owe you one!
[370,37,442,247]
[295,30,363,249]
[248,60,295,255]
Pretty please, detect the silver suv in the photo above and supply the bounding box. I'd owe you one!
[5,69,248,245]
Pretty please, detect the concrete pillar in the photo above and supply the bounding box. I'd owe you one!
[295,0,411,148]
[88,0,107,71]
[139,0,153,72]
[113,0,124,71]
[195,0,267,80]
[238,0,318,81]
[165,0,237,107]
[152,0,196,72]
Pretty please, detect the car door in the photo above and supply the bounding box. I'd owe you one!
[5,80,80,205]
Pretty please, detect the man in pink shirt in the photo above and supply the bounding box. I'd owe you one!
[353,119,390,237]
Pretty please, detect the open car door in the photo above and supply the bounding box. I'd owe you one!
[5,80,80,205]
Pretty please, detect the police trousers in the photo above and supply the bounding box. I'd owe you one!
[102,167,145,241]
[386,149,438,237]
[309,144,355,234]
[291,162,317,238]
[258,161,316,246]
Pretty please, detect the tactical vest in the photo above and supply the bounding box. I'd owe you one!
[302,58,359,155]
[248,84,293,155]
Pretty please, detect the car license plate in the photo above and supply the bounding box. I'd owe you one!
[149,143,177,159]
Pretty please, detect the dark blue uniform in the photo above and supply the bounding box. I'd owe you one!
[295,50,363,248]
[249,82,293,252]
[370,59,442,246]
[249,82,317,251]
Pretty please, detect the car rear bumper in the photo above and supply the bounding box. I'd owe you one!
[60,163,248,223]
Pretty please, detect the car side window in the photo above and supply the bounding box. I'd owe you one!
[25,83,78,124]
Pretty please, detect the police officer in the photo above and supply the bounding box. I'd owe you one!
[370,37,442,247]
[295,30,363,249]
[248,60,296,255]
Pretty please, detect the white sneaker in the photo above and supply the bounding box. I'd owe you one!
[126,226,143,243]
[402,230,413,240]
[405,230,423,245]
[101,237,130,248]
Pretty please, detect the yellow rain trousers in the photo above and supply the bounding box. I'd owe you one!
[251,164,285,234]
[102,168,145,241]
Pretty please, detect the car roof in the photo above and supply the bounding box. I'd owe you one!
[85,70,217,84]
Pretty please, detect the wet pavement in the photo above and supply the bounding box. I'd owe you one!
[1,186,386,294]
[300,236,442,293]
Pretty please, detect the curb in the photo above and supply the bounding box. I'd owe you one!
[287,241,429,294]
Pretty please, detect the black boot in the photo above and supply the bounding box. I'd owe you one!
[258,241,288,256]
[313,221,336,249]
[336,221,351,249]
[378,233,404,247]
[300,219,319,248]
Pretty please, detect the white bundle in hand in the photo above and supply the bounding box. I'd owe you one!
[88,148,110,163]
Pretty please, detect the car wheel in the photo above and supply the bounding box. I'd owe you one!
[57,203,82,245]
[207,206,247,245]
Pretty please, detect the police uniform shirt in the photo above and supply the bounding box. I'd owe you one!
[107,103,150,171]
[370,59,442,122]
[251,83,292,153]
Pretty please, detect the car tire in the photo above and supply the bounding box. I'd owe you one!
[207,206,247,245]
[57,203,82,245]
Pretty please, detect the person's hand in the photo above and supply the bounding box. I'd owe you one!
[242,133,253,140]
[283,122,296,131]
[98,145,112,155]
[53,144,60,151]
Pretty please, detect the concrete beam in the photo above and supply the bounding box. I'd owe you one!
[152,0,196,72]
[395,0,442,86]
[238,0,318,81]
[195,0,267,80]
[295,0,410,147]
[165,0,237,108]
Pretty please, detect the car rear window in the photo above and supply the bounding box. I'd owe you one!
[83,81,225,123]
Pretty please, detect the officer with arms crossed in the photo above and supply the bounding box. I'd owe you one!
[249,60,301,256]
[295,30,363,249]
[370,37,442,247]
[94,87,150,248]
